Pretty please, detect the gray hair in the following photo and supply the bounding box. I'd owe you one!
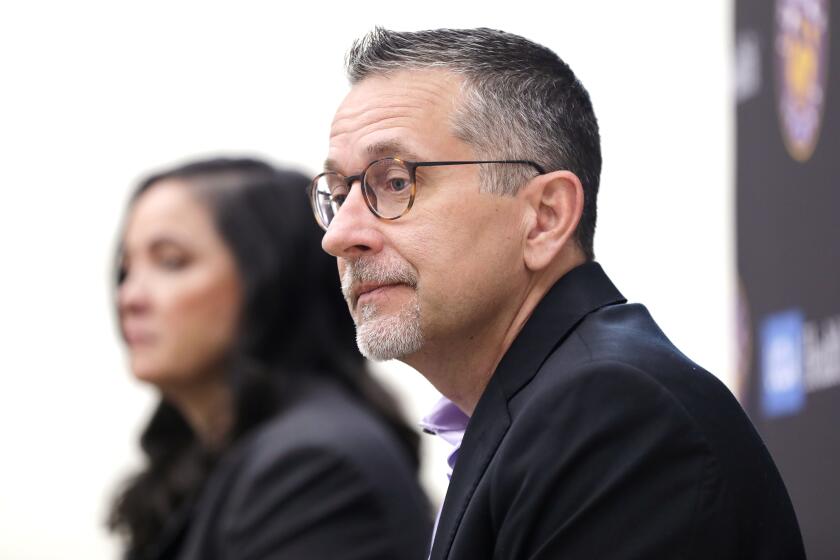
[345,27,601,260]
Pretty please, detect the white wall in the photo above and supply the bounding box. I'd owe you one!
[0,1,732,557]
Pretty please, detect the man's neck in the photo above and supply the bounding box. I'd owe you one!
[405,255,584,415]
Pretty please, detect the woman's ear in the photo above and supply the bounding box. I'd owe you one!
[519,170,584,272]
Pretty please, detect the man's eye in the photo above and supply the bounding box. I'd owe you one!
[330,193,348,206]
[385,177,410,192]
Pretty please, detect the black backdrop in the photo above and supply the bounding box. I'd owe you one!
[736,1,838,558]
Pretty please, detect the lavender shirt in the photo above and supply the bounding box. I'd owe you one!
[418,396,470,548]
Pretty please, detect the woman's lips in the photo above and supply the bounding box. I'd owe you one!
[122,326,155,346]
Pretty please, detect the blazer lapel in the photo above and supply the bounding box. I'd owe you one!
[429,262,626,560]
[428,380,509,560]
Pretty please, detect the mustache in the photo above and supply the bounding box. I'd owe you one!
[341,257,419,302]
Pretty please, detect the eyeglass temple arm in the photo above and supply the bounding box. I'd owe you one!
[410,160,546,174]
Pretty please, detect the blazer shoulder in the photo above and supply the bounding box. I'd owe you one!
[205,379,431,559]
[535,302,743,430]
[244,380,401,468]
[496,304,804,559]
[508,356,713,451]
[233,378,425,514]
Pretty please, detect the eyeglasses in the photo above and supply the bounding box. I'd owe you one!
[308,157,545,230]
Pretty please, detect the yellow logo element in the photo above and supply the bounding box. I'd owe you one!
[775,0,830,162]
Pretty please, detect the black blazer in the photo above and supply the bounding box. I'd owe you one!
[430,262,805,560]
[145,378,431,560]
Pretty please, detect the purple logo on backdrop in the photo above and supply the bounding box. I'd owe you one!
[760,310,806,418]
[775,0,830,162]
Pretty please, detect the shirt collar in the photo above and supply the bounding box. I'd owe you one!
[419,396,470,475]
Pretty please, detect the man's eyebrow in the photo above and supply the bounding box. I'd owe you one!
[323,158,340,172]
[322,141,422,174]
[366,140,421,161]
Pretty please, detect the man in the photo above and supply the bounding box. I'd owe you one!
[310,27,805,560]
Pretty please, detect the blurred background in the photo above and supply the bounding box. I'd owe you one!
[0,0,835,558]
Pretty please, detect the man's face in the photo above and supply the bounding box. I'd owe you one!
[322,69,528,362]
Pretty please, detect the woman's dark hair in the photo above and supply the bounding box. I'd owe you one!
[108,157,420,556]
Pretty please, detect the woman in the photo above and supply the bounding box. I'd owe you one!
[109,157,430,560]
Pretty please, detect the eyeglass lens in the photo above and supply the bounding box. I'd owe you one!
[312,158,414,228]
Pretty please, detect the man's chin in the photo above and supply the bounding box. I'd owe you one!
[356,343,408,362]
[354,314,423,361]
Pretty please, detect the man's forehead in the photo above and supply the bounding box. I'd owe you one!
[325,70,464,171]
[332,74,458,128]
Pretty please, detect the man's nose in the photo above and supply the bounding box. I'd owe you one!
[321,181,385,258]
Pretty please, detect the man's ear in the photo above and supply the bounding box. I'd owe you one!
[519,170,584,272]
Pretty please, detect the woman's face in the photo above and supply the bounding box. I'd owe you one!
[118,179,242,390]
